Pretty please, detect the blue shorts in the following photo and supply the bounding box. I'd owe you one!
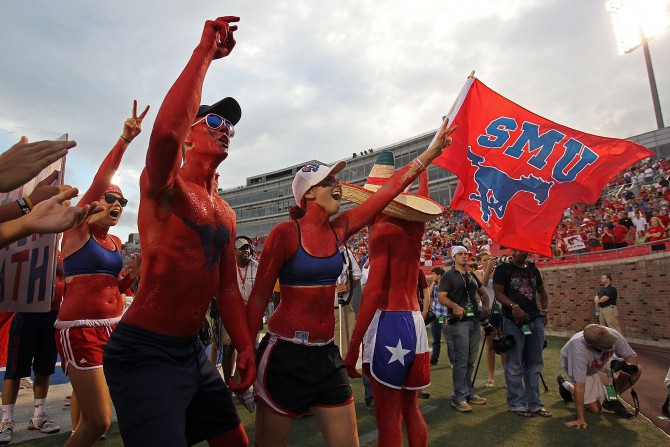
[4,311,58,379]
[103,322,241,447]
[255,333,353,417]
[362,310,430,390]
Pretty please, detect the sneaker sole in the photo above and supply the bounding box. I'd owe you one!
[28,426,60,434]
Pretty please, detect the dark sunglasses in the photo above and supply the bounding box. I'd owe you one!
[103,193,128,208]
[317,176,341,188]
[192,113,235,137]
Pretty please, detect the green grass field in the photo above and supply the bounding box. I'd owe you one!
[15,336,670,446]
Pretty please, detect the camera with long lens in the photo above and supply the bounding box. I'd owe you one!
[610,359,639,375]
[491,335,515,354]
[480,318,495,336]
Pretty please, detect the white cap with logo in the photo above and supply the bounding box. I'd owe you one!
[292,161,346,208]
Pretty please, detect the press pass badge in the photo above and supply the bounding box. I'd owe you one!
[604,384,618,401]
[465,303,475,317]
[521,323,532,335]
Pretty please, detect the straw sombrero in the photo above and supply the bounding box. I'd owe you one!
[341,150,444,222]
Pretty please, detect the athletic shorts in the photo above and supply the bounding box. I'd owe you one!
[4,311,58,379]
[255,332,353,417]
[103,322,240,447]
[55,325,114,374]
[362,310,430,390]
[571,373,607,405]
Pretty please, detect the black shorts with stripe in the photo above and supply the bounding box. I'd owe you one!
[255,333,353,417]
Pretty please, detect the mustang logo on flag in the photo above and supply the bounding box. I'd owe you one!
[433,77,655,257]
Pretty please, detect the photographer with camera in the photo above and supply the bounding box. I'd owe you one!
[438,246,490,413]
[493,249,551,418]
[557,324,641,428]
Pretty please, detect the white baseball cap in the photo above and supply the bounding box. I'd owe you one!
[292,161,346,208]
[451,246,468,257]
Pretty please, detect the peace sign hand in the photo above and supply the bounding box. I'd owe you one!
[121,100,150,143]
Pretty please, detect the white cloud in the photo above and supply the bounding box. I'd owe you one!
[1,0,668,243]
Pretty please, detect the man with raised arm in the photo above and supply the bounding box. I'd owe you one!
[103,16,255,447]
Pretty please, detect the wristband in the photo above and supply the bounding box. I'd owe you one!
[412,157,426,172]
[24,196,34,211]
[120,135,131,144]
[17,197,31,215]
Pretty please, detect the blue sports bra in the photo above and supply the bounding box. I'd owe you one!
[279,221,345,286]
[63,229,123,278]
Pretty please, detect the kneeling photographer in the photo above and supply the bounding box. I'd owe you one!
[558,324,641,429]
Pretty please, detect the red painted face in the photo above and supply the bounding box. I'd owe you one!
[189,115,234,158]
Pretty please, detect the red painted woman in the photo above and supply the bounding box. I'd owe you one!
[56,101,148,446]
[246,120,455,447]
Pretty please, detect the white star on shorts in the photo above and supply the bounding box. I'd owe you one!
[386,339,411,366]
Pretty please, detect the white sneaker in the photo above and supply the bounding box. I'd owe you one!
[19,377,33,390]
[28,413,60,434]
[0,420,15,445]
[240,391,256,414]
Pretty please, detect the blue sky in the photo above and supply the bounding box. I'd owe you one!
[1,0,669,242]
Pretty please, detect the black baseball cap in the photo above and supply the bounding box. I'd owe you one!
[197,97,241,125]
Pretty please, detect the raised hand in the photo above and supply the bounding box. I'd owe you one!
[26,187,105,234]
[201,16,240,59]
[28,171,68,206]
[0,138,76,192]
[121,100,151,143]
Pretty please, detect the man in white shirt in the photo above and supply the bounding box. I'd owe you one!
[557,324,640,428]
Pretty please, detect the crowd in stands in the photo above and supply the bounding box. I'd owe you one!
[240,155,670,268]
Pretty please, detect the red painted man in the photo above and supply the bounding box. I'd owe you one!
[103,17,255,447]
[343,150,448,447]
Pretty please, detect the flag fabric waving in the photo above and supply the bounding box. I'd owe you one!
[433,77,655,257]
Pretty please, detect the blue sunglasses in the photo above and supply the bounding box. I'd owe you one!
[192,113,235,137]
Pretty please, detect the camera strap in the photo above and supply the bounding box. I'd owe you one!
[611,374,640,417]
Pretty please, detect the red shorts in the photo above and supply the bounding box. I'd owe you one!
[56,325,114,374]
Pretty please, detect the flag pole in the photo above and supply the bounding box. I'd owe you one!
[427,71,476,148]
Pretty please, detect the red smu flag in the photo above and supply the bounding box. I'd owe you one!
[433,76,655,257]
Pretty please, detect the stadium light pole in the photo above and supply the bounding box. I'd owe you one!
[606,0,669,129]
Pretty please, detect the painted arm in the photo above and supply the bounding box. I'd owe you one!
[117,253,141,293]
[144,17,238,195]
[217,229,255,393]
[79,101,149,210]
[334,120,455,239]
[344,251,386,378]
[246,222,292,343]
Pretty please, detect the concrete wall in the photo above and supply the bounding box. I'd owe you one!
[542,251,670,348]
